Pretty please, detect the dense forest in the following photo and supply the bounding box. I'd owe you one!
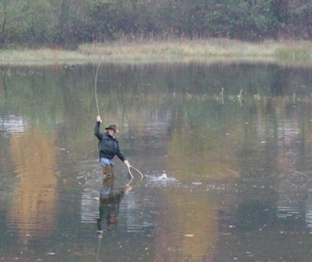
[0,0,311,48]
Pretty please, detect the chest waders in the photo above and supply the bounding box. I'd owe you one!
[102,164,115,180]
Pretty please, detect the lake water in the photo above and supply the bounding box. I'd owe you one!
[1,62,312,262]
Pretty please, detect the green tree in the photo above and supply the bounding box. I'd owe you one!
[0,0,55,46]
[288,0,312,38]
[1,0,312,47]
[0,0,9,47]
[18,0,54,45]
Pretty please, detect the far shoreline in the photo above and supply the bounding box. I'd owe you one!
[0,39,311,66]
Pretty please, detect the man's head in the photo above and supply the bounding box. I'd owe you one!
[105,124,118,135]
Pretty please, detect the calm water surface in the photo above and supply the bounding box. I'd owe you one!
[1,62,312,262]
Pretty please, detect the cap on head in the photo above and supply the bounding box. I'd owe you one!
[105,124,118,133]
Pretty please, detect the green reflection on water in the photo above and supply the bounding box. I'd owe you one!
[1,62,312,262]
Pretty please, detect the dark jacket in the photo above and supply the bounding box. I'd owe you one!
[94,121,126,161]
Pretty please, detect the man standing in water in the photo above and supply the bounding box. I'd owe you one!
[94,115,130,179]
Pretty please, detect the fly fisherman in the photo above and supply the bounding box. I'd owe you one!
[94,115,131,180]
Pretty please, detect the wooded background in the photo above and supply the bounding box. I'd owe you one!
[0,0,311,48]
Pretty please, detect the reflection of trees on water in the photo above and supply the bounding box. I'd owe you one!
[0,115,28,134]
[1,63,312,261]
[238,97,312,228]
[214,96,312,261]
[8,129,59,241]
[154,188,218,262]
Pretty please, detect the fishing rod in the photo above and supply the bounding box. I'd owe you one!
[96,234,102,262]
[94,56,105,117]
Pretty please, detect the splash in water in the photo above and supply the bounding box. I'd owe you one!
[144,171,178,185]
[159,172,168,179]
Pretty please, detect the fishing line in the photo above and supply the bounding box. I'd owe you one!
[94,56,105,116]
[127,165,144,179]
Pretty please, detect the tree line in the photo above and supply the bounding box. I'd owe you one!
[0,0,311,48]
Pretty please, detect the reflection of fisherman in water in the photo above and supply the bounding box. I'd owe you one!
[97,176,132,237]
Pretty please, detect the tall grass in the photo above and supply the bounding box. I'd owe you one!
[0,48,88,65]
[274,41,312,60]
[0,39,311,65]
[78,38,281,59]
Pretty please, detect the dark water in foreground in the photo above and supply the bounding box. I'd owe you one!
[1,62,312,262]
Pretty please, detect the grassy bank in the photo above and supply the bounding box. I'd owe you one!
[0,39,312,65]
